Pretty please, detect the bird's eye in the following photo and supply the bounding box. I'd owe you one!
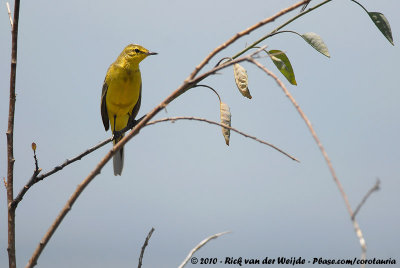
[135,48,140,53]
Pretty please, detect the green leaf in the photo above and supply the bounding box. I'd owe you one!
[301,32,330,58]
[349,0,394,45]
[269,50,297,85]
[368,12,394,45]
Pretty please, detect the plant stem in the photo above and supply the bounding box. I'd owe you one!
[7,1,21,268]
[232,0,332,59]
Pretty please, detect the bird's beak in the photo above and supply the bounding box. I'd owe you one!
[147,51,158,55]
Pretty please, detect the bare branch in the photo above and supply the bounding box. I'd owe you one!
[188,0,310,80]
[35,138,113,181]
[6,2,13,29]
[11,138,112,210]
[146,117,299,162]
[249,58,368,259]
[178,231,230,268]
[10,168,41,210]
[352,179,380,220]
[138,228,155,268]
[232,0,333,60]
[7,0,21,267]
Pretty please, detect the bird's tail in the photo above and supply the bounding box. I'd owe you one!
[113,133,124,176]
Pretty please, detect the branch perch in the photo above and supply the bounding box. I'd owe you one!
[18,49,270,214]
[25,50,266,268]
[24,2,356,266]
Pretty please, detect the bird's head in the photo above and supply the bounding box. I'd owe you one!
[122,44,157,64]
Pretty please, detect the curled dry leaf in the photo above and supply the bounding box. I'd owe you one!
[233,63,252,99]
[220,102,231,146]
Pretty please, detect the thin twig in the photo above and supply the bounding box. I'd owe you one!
[138,228,155,268]
[11,138,113,210]
[249,58,367,261]
[36,138,113,181]
[232,0,332,60]
[193,84,222,103]
[6,2,13,29]
[214,57,232,67]
[146,117,299,162]
[354,179,379,268]
[188,0,310,80]
[10,168,41,210]
[31,143,39,170]
[300,0,311,12]
[352,179,380,220]
[7,1,20,268]
[178,231,230,268]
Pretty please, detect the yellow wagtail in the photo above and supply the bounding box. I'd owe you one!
[101,44,157,175]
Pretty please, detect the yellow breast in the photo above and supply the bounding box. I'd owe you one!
[105,65,141,131]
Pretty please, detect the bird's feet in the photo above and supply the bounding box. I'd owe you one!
[127,114,147,130]
[113,130,123,141]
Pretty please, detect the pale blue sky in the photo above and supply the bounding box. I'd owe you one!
[1,1,399,267]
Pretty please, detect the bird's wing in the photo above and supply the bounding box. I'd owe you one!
[101,79,109,131]
[129,82,142,121]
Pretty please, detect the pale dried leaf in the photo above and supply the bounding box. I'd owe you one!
[220,102,231,146]
[233,64,252,99]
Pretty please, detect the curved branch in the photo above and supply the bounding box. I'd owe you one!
[249,58,367,259]
[11,138,113,210]
[188,0,310,80]
[352,179,380,220]
[138,228,155,268]
[192,84,222,103]
[179,231,230,268]
[232,0,333,60]
[146,117,299,162]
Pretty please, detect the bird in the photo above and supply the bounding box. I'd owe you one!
[101,44,157,175]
